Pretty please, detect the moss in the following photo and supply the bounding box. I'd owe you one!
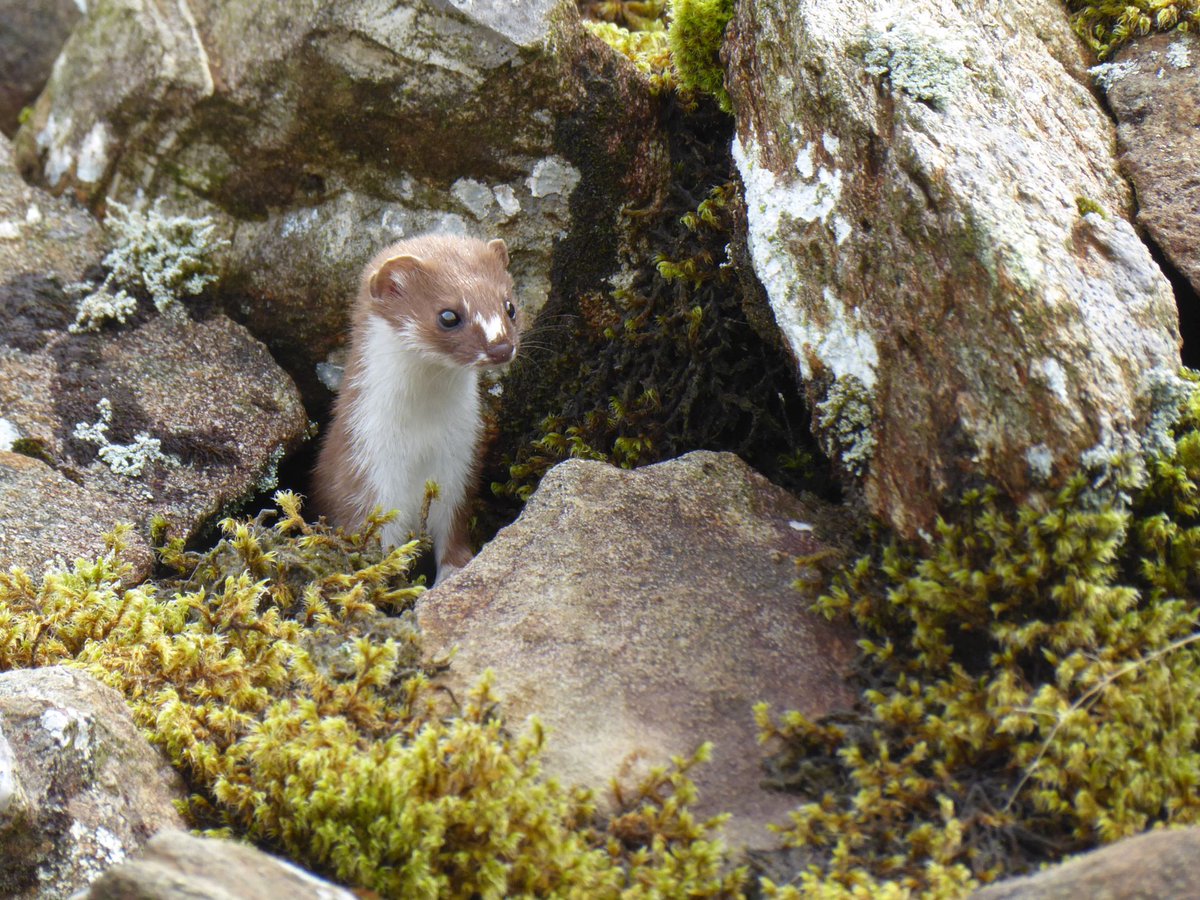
[580,0,734,110]
[667,0,734,112]
[759,370,1200,896]
[488,135,830,514]
[1068,0,1200,58]
[1075,196,1107,219]
[0,493,743,897]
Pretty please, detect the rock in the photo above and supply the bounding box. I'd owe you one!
[13,0,668,411]
[417,450,858,850]
[1103,33,1200,296]
[72,830,358,900]
[0,135,308,580]
[0,0,82,137]
[0,667,188,899]
[724,0,1180,537]
[971,827,1200,899]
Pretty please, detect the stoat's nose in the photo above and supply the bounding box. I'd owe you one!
[486,341,515,364]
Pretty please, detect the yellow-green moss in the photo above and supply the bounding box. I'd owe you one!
[0,494,742,897]
[667,0,735,112]
[1069,0,1200,57]
[760,372,1200,896]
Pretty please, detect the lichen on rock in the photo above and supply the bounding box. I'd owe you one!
[68,200,226,333]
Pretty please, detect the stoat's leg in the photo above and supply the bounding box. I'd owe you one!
[432,502,473,585]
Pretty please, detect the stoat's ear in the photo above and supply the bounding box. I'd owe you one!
[487,238,509,268]
[369,254,423,300]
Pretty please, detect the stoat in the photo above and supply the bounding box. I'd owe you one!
[312,234,520,583]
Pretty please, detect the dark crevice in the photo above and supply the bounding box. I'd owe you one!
[1141,228,1200,368]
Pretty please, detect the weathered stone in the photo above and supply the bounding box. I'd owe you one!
[971,827,1200,899]
[0,667,188,899]
[418,450,858,850]
[0,0,82,137]
[72,830,357,900]
[14,0,668,410]
[725,0,1180,537]
[0,135,308,580]
[1104,33,1200,297]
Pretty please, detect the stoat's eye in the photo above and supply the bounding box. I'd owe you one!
[504,300,516,320]
[438,309,461,329]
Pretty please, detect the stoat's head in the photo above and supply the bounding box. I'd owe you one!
[363,234,521,369]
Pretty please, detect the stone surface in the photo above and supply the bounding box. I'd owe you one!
[0,135,308,580]
[418,450,858,850]
[72,830,358,900]
[725,0,1180,538]
[1104,33,1200,296]
[0,667,188,900]
[0,0,82,137]
[13,0,669,411]
[971,828,1200,899]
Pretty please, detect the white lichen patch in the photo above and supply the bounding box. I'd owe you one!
[25,204,42,225]
[1031,356,1069,403]
[1167,39,1192,69]
[0,417,20,451]
[39,707,89,751]
[1026,443,1054,482]
[863,9,968,109]
[493,184,521,219]
[451,178,495,219]
[73,398,178,478]
[1089,59,1140,91]
[526,156,580,199]
[37,110,75,189]
[816,374,877,477]
[0,221,20,240]
[733,133,878,387]
[0,728,17,818]
[75,122,111,184]
[68,200,227,331]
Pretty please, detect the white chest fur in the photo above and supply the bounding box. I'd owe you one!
[346,315,481,555]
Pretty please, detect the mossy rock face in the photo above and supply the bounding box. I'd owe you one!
[0,0,81,138]
[724,0,1180,538]
[14,0,671,415]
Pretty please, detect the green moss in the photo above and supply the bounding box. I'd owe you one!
[1068,0,1200,58]
[488,165,828,513]
[0,493,742,897]
[1075,196,1107,218]
[760,370,1200,896]
[667,0,734,112]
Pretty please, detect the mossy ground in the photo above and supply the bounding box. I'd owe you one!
[1069,0,1200,57]
[757,373,1200,897]
[0,495,742,898]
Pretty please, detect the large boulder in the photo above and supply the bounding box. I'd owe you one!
[1102,33,1200,297]
[971,827,1200,899]
[418,451,859,850]
[724,0,1181,537]
[72,830,358,900]
[0,667,188,899]
[0,0,83,137]
[13,0,669,410]
[0,135,308,580]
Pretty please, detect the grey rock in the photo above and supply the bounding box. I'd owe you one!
[1105,33,1200,296]
[0,135,308,580]
[0,667,188,900]
[725,0,1180,538]
[14,0,669,409]
[971,827,1200,899]
[418,450,859,850]
[72,830,357,900]
[0,0,82,137]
